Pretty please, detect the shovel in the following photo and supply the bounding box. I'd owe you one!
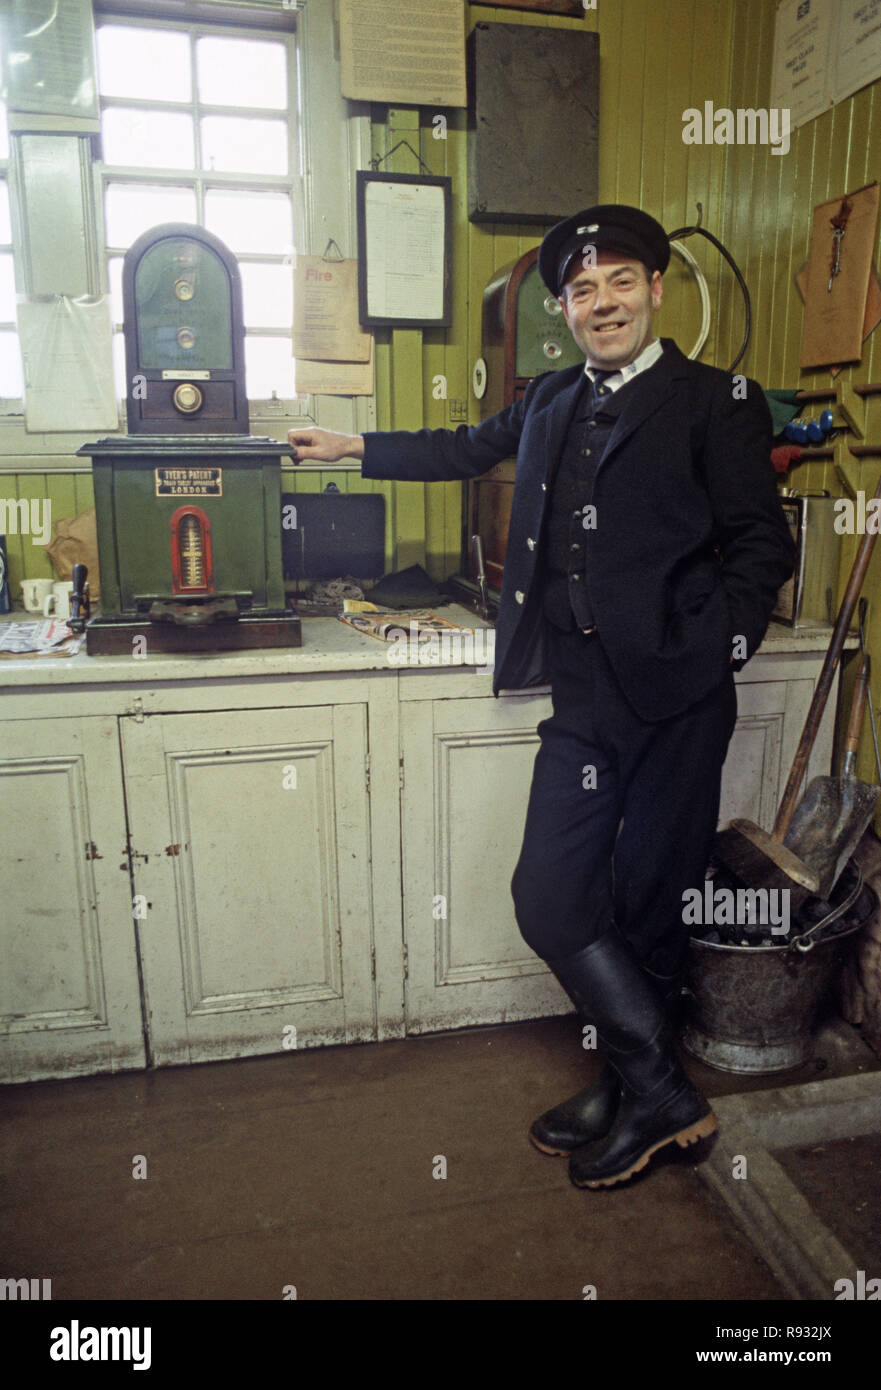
[783,654,880,900]
[714,468,881,908]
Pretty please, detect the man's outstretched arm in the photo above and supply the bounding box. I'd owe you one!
[287,377,543,482]
[287,428,364,463]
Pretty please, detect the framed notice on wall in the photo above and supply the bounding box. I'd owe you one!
[356,173,452,329]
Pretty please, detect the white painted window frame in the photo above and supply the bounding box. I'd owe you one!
[0,0,374,467]
[96,11,303,408]
[0,161,18,406]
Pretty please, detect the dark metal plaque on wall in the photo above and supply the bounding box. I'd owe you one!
[468,22,599,225]
[471,1,584,12]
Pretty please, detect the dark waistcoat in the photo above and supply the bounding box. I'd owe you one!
[542,372,631,631]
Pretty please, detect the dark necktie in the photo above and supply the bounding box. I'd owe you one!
[590,368,615,397]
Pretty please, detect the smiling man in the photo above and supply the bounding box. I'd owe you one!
[560,249,662,369]
[288,203,796,1190]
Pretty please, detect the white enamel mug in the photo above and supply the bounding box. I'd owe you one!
[43,582,74,620]
[21,577,54,612]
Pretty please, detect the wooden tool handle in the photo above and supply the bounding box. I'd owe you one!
[772,472,881,840]
[842,655,871,776]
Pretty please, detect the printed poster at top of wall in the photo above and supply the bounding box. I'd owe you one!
[339,0,466,107]
[771,0,835,129]
[834,0,881,105]
[773,0,881,129]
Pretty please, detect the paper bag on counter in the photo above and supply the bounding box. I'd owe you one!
[45,506,101,599]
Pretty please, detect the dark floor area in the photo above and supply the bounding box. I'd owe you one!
[2,1013,878,1301]
[774,1134,881,1273]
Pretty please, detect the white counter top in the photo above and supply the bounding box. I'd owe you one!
[0,604,495,687]
[0,607,851,689]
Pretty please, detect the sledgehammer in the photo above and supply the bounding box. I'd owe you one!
[714,469,881,908]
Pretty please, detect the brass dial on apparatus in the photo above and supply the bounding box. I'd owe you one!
[174,276,195,301]
[173,382,203,414]
[176,326,196,350]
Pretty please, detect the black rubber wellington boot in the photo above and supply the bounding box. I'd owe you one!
[643,965,685,1033]
[529,1064,620,1156]
[554,932,716,1189]
[529,960,683,1156]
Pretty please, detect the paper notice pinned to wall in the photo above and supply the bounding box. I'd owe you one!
[771,0,835,129]
[2,0,100,131]
[772,0,881,130]
[800,182,881,371]
[295,337,374,397]
[795,262,881,376]
[339,0,467,107]
[17,295,118,432]
[292,257,371,362]
[834,0,881,103]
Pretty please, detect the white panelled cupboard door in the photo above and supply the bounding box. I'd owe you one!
[119,703,375,1065]
[718,679,786,833]
[719,662,841,833]
[400,694,569,1033]
[0,717,146,1082]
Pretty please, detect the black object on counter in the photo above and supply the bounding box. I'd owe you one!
[367,563,451,609]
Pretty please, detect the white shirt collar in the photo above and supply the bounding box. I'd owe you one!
[584,337,663,393]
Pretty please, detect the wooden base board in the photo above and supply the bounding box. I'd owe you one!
[85,611,302,655]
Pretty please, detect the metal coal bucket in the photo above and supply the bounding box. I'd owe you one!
[681,868,873,1074]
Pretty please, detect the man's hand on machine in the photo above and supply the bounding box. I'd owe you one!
[286,426,364,463]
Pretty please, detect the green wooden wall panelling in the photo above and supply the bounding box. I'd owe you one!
[8,0,881,790]
[720,0,881,799]
[4,472,92,596]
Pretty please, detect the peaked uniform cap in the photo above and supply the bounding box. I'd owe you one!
[538,204,671,295]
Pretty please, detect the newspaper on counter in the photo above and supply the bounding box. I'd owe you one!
[338,601,494,671]
[339,602,476,641]
[0,618,84,656]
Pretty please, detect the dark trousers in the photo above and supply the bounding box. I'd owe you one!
[511,623,739,978]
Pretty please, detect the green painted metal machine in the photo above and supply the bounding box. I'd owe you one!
[77,223,300,655]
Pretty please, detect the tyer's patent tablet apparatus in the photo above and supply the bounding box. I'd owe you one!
[77,223,300,654]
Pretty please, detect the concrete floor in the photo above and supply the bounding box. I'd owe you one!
[776,1133,881,1271]
[2,1013,879,1301]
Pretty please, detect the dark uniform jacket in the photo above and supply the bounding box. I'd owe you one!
[361,338,797,722]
